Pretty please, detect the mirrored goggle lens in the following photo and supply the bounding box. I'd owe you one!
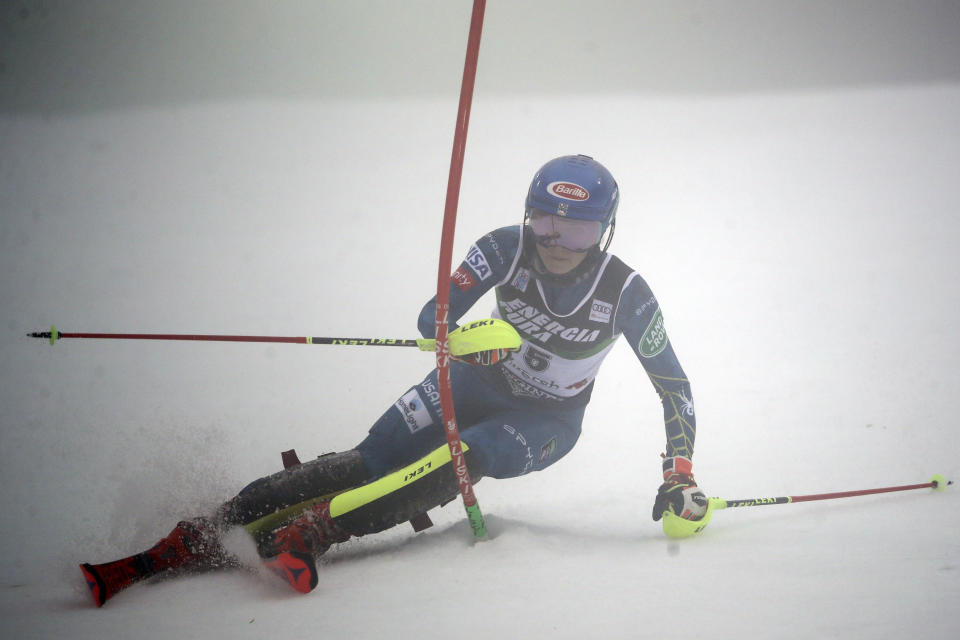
[528,209,602,251]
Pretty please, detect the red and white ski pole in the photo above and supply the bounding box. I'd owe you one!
[664,474,952,538]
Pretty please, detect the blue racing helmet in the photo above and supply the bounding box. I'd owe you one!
[525,155,619,232]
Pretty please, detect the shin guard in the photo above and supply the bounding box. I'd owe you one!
[258,444,484,596]
[330,443,485,536]
[217,449,369,528]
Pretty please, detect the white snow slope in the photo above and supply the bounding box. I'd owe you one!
[2,7,959,640]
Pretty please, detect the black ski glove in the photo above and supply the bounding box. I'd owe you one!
[652,456,708,521]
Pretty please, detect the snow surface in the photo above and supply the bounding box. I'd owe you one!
[2,9,959,640]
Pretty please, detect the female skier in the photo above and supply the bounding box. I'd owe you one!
[80,154,707,605]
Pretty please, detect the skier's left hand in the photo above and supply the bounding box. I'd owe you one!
[652,456,708,521]
[450,347,517,366]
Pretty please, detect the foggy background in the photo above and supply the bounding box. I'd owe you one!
[1,2,958,638]
[4,0,960,113]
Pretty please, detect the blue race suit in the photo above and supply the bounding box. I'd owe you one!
[356,225,696,480]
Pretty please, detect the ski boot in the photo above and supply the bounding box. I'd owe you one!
[79,517,226,607]
[260,502,349,594]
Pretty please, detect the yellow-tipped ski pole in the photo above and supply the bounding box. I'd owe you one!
[28,318,519,356]
[664,474,952,538]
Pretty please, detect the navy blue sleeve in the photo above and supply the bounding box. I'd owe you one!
[616,275,697,460]
[417,226,522,338]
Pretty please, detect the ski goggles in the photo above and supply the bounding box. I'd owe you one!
[527,209,603,252]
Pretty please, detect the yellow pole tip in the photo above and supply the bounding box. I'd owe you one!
[931,474,951,491]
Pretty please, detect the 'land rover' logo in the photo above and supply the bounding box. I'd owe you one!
[639,308,669,358]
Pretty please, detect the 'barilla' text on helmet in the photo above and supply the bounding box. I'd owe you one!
[525,155,619,231]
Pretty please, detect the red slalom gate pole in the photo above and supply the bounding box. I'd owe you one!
[434,0,488,540]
